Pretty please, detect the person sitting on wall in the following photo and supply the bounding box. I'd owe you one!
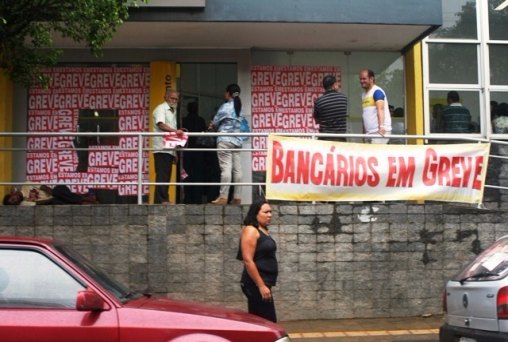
[3,185,97,205]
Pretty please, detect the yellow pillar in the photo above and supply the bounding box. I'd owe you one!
[404,42,425,145]
[404,43,425,204]
[149,61,179,204]
[0,72,13,200]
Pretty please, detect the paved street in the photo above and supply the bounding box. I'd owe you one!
[281,315,443,341]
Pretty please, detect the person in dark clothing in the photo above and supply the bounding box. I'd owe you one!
[313,75,348,141]
[3,185,97,205]
[441,91,472,133]
[237,199,278,322]
[182,101,207,203]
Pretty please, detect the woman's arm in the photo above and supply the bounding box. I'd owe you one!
[241,226,272,301]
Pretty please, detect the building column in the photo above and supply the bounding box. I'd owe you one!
[0,72,13,199]
[404,42,425,145]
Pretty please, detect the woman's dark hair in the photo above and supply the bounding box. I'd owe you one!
[2,193,21,205]
[243,198,269,228]
[226,83,242,117]
[2,194,11,205]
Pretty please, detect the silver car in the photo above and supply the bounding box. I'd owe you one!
[440,235,508,342]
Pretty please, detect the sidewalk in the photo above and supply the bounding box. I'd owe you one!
[280,315,444,341]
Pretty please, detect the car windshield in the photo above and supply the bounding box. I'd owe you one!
[453,236,508,282]
[55,243,133,301]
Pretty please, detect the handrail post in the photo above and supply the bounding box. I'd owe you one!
[137,134,144,205]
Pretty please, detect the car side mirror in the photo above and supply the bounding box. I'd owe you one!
[76,289,109,312]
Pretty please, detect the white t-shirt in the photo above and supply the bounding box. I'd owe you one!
[361,85,392,134]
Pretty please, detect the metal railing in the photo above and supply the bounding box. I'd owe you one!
[1,131,507,204]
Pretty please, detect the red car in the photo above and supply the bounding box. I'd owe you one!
[0,236,290,342]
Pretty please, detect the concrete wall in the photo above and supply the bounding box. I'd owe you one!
[1,199,507,321]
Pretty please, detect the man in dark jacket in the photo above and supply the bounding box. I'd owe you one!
[441,91,472,133]
[313,75,348,142]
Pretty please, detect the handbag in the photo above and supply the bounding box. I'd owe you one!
[196,132,216,147]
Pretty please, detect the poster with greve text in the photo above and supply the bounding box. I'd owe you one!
[251,65,340,172]
[27,65,150,196]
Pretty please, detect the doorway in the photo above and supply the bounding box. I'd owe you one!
[178,63,237,204]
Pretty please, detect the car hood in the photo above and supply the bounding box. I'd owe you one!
[123,295,284,332]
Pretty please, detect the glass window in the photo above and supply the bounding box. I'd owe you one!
[490,92,508,134]
[489,0,508,40]
[489,45,508,85]
[0,249,84,308]
[430,0,477,39]
[428,44,478,84]
[56,244,131,301]
[429,90,480,134]
[453,236,508,282]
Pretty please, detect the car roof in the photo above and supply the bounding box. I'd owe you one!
[0,236,55,247]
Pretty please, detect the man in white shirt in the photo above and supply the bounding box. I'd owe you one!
[359,69,392,144]
[152,90,184,204]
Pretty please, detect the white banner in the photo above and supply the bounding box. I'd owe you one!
[266,135,490,204]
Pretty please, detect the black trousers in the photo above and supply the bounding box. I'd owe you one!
[241,281,277,323]
[51,185,84,204]
[153,153,175,204]
[183,150,205,204]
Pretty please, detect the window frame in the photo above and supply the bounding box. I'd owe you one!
[0,247,86,309]
[422,0,508,139]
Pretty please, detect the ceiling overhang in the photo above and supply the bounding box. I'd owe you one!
[52,0,442,53]
[53,21,437,53]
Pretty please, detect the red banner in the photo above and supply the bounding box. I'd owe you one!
[27,66,150,196]
[251,65,340,172]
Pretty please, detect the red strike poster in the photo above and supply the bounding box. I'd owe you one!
[251,65,340,172]
[27,66,150,196]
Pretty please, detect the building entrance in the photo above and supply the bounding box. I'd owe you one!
[178,63,237,204]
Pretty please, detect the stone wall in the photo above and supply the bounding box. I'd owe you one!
[1,201,507,321]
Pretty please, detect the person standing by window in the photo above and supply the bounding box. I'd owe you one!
[359,69,392,144]
[313,75,348,142]
[441,91,472,133]
[237,199,278,322]
[152,90,184,204]
[493,102,508,134]
[209,83,244,205]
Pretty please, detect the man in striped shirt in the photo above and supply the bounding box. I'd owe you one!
[313,75,348,142]
[441,91,472,133]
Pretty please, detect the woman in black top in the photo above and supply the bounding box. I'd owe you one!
[237,199,278,322]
